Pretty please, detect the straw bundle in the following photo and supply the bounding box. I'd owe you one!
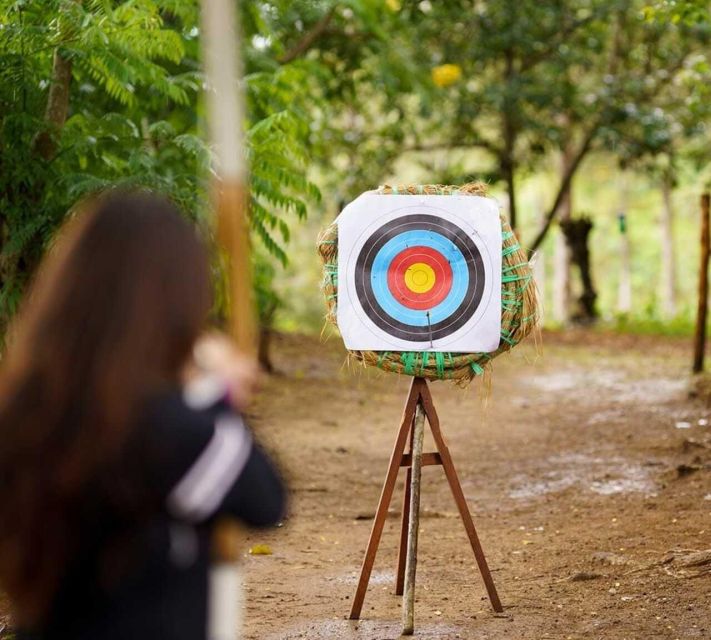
[317,183,539,383]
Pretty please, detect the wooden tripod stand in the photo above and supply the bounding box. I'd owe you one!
[348,377,503,632]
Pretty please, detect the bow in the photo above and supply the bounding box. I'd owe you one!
[199,1,255,639]
[201,0,257,355]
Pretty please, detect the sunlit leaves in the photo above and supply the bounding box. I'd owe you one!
[0,0,321,326]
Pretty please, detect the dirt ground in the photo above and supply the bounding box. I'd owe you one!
[242,330,711,640]
[1,329,708,640]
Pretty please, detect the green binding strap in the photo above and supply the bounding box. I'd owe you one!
[435,352,446,378]
[470,361,485,376]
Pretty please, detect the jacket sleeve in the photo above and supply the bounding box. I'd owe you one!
[145,386,286,527]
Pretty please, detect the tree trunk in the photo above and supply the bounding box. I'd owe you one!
[560,217,597,322]
[660,172,677,319]
[617,223,632,314]
[529,124,597,252]
[503,157,517,232]
[693,193,710,373]
[502,47,517,231]
[33,49,73,161]
[532,195,546,323]
[258,325,275,374]
[616,174,632,315]
[553,234,570,324]
[553,147,574,324]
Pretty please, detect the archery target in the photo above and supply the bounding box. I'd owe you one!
[337,193,502,352]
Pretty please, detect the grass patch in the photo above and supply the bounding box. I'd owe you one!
[608,313,696,337]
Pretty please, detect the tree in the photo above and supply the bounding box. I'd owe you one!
[0,0,319,338]
[607,8,711,319]
[380,1,620,233]
[532,3,709,251]
[377,1,707,257]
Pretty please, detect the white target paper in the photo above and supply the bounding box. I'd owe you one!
[337,192,502,352]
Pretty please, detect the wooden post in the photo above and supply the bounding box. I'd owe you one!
[693,193,710,374]
[349,379,420,620]
[617,211,632,314]
[395,423,414,596]
[418,381,503,613]
[402,402,425,635]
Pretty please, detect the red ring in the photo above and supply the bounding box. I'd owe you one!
[386,246,453,310]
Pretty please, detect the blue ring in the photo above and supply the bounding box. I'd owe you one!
[370,230,468,327]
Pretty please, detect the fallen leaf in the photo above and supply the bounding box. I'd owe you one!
[249,544,273,556]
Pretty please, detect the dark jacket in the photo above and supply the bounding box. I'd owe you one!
[17,384,285,640]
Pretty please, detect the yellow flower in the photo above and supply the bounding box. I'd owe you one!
[386,0,401,11]
[432,63,462,88]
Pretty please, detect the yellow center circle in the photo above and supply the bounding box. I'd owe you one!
[404,262,436,294]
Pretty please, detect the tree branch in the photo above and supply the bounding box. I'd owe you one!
[528,7,629,251]
[518,13,600,74]
[403,137,502,157]
[529,125,598,252]
[32,49,72,161]
[278,8,335,64]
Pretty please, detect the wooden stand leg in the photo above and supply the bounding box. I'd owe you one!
[418,382,503,613]
[402,401,425,635]
[349,379,420,620]
[349,376,503,623]
[395,419,414,596]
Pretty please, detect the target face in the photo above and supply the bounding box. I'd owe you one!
[337,193,502,352]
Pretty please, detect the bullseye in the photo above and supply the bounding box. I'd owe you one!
[405,263,435,293]
[386,245,453,311]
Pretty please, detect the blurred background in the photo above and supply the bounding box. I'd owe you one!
[1,0,710,364]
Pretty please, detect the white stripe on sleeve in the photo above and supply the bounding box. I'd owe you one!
[167,415,253,522]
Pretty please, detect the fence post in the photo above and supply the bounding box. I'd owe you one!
[693,193,710,374]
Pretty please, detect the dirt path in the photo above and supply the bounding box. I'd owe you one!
[243,330,710,640]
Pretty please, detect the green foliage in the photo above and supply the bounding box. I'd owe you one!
[310,0,710,237]
[246,66,320,265]
[644,0,711,26]
[0,0,320,330]
[1,0,710,337]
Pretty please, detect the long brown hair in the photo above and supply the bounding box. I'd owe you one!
[0,190,212,622]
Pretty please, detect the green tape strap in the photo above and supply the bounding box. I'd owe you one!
[470,361,485,376]
[502,261,530,274]
[434,352,445,378]
[501,242,521,258]
[401,352,416,375]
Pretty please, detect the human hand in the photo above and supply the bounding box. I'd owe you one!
[191,332,262,410]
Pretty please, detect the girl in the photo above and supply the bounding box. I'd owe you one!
[0,191,285,639]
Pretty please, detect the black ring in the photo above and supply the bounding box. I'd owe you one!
[354,214,485,342]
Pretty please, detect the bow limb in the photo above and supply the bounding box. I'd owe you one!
[201,0,257,358]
